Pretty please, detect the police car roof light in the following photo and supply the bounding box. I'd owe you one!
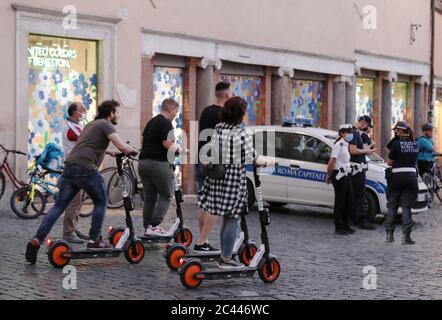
[282,116,314,128]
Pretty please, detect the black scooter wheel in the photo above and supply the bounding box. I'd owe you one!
[124,240,145,264]
[109,227,125,248]
[258,258,281,283]
[48,241,71,268]
[165,245,187,271]
[175,228,193,247]
[180,260,203,289]
[238,244,258,266]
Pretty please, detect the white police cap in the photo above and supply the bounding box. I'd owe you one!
[339,124,353,131]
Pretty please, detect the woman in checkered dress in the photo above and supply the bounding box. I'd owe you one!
[197,97,270,268]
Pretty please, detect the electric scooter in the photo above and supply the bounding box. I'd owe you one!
[108,166,192,248]
[178,163,281,289]
[46,153,145,268]
[163,210,257,271]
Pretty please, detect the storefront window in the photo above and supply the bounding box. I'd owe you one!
[391,82,408,132]
[28,34,97,168]
[290,80,324,126]
[152,66,184,180]
[355,78,374,122]
[435,98,442,152]
[220,75,263,126]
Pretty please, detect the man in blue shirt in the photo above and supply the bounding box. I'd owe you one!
[417,124,436,177]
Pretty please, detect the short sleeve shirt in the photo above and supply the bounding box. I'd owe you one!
[139,114,174,162]
[388,138,419,169]
[65,119,116,170]
[331,139,351,169]
[349,128,366,164]
[198,105,222,153]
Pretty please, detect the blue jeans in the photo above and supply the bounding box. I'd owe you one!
[35,164,107,242]
[220,216,239,259]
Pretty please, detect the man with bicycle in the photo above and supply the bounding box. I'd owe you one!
[417,124,437,177]
[61,102,87,244]
[26,100,138,264]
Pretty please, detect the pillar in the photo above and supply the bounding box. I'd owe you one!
[413,80,425,135]
[140,54,154,132]
[182,57,198,194]
[381,79,393,159]
[196,65,215,122]
[271,73,290,124]
[332,79,346,131]
[345,80,356,124]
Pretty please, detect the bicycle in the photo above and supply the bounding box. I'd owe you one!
[421,154,442,208]
[0,144,28,202]
[102,154,144,209]
[10,159,93,219]
[10,160,57,219]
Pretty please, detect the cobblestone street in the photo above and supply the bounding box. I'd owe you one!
[1,196,442,300]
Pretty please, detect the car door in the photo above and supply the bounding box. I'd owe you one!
[249,130,288,202]
[285,133,335,207]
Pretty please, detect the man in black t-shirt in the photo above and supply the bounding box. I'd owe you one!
[349,116,376,229]
[139,98,181,236]
[194,81,232,252]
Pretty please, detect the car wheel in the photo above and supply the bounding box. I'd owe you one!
[365,190,379,223]
[247,179,256,210]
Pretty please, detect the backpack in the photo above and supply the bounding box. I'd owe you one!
[36,143,65,171]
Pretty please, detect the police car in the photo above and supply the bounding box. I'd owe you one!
[246,118,429,221]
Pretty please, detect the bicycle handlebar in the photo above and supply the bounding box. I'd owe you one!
[0,144,26,156]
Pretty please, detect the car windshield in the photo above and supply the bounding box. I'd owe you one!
[324,135,384,163]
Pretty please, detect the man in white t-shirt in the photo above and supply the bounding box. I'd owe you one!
[61,102,87,243]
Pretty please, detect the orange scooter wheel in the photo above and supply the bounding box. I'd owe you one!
[258,258,281,283]
[48,242,71,268]
[180,260,203,289]
[175,228,193,247]
[238,244,258,266]
[165,245,187,271]
[124,240,145,264]
[109,228,125,247]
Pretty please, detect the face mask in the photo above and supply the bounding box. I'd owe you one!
[344,134,354,142]
[80,113,87,121]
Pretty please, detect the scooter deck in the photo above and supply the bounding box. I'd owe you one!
[139,235,174,244]
[186,250,221,258]
[195,267,256,280]
[62,248,123,260]
[184,250,222,262]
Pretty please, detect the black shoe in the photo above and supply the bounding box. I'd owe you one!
[194,243,218,252]
[357,223,376,230]
[386,231,395,243]
[344,227,356,234]
[335,229,349,236]
[204,243,218,251]
[402,234,415,245]
[25,239,40,264]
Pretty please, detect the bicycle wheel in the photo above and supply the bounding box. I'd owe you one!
[435,167,442,203]
[0,172,5,201]
[106,170,134,209]
[422,173,434,208]
[10,186,46,219]
[79,192,93,218]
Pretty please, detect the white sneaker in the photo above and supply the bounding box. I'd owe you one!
[145,226,167,236]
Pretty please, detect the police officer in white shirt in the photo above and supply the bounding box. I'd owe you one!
[326,124,356,236]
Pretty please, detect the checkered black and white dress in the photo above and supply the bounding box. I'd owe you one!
[197,122,257,218]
